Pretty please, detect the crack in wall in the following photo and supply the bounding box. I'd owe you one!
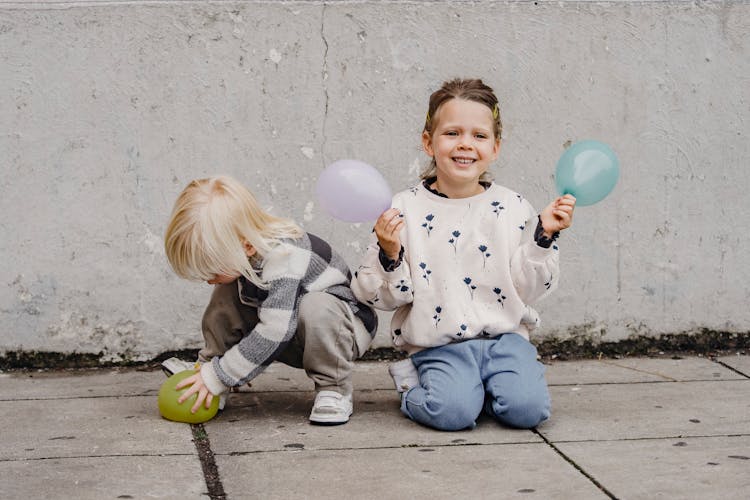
[320,3,329,167]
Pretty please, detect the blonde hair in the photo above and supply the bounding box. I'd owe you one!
[164,175,303,287]
[420,78,502,183]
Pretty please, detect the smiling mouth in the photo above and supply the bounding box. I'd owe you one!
[453,157,475,165]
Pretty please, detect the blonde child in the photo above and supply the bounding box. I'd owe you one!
[163,175,376,425]
[352,78,576,431]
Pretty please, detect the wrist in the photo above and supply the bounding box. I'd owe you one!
[534,216,559,249]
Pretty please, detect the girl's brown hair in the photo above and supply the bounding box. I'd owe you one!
[420,78,502,182]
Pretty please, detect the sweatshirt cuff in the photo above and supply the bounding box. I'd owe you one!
[534,217,560,248]
[378,244,404,272]
[526,240,555,261]
[200,360,229,396]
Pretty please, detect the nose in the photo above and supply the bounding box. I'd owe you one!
[457,133,474,149]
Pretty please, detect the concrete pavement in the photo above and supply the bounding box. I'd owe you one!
[1,355,749,499]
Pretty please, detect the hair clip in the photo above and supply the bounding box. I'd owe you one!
[492,104,499,120]
[425,111,431,124]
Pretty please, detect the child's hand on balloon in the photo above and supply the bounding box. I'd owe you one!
[175,371,216,414]
[374,208,405,259]
[540,195,576,235]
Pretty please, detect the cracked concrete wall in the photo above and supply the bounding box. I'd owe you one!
[1,1,748,362]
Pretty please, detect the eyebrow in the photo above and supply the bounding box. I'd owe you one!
[439,123,493,134]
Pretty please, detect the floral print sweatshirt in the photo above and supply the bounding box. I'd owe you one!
[351,182,559,355]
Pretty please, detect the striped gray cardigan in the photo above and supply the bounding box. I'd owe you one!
[201,232,377,394]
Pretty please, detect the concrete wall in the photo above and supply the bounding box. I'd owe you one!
[1,1,748,362]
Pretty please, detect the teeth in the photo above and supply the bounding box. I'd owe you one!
[454,158,474,165]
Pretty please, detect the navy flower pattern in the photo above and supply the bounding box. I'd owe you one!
[419,262,432,285]
[493,287,507,307]
[456,324,467,338]
[366,292,381,306]
[422,214,435,236]
[433,306,442,327]
[478,244,491,268]
[491,200,504,217]
[463,277,477,299]
[448,230,461,253]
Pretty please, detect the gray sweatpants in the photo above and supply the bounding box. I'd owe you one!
[198,282,372,396]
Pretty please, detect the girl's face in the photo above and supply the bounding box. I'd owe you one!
[422,98,500,193]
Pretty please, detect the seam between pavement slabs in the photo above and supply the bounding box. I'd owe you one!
[712,359,750,378]
[213,439,546,456]
[533,429,619,499]
[533,433,750,445]
[0,452,198,463]
[191,423,227,500]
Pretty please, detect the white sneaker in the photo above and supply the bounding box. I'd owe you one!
[388,358,419,393]
[309,390,353,425]
[161,357,199,376]
[161,357,226,410]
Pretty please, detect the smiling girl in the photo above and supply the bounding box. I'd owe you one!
[352,78,576,431]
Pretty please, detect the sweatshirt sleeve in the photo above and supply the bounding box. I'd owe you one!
[510,213,561,305]
[200,251,303,395]
[351,231,414,311]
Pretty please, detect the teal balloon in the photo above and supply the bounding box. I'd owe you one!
[555,140,619,206]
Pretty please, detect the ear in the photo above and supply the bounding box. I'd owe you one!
[492,138,501,160]
[242,240,256,258]
[422,131,434,157]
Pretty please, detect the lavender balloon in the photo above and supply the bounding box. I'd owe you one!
[316,160,392,222]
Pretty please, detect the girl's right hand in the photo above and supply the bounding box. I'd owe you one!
[374,208,405,259]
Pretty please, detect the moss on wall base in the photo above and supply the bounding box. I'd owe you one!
[1,330,747,370]
[535,329,749,360]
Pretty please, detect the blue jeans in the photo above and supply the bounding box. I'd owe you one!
[401,334,551,431]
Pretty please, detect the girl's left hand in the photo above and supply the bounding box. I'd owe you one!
[175,371,216,414]
[540,194,576,235]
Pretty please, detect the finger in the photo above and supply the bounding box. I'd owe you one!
[561,194,577,205]
[389,220,405,238]
[378,208,400,224]
[386,217,405,235]
[555,206,573,217]
[205,393,214,409]
[177,384,197,404]
[191,390,206,414]
[175,375,197,390]
[553,209,571,221]
[558,198,576,208]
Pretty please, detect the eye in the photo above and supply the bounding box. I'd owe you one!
[445,130,458,136]
[475,133,488,139]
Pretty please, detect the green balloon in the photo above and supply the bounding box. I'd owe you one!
[158,370,219,424]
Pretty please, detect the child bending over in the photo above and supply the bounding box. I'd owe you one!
[164,175,377,425]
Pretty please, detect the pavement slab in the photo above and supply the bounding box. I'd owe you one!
[234,361,395,392]
[545,357,745,385]
[215,443,608,500]
[207,389,541,453]
[1,357,748,500]
[1,395,195,460]
[556,435,750,500]
[542,379,750,442]
[0,368,161,400]
[0,455,206,500]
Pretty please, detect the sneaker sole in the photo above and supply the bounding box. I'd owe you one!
[309,417,351,426]
[309,410,353,425]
